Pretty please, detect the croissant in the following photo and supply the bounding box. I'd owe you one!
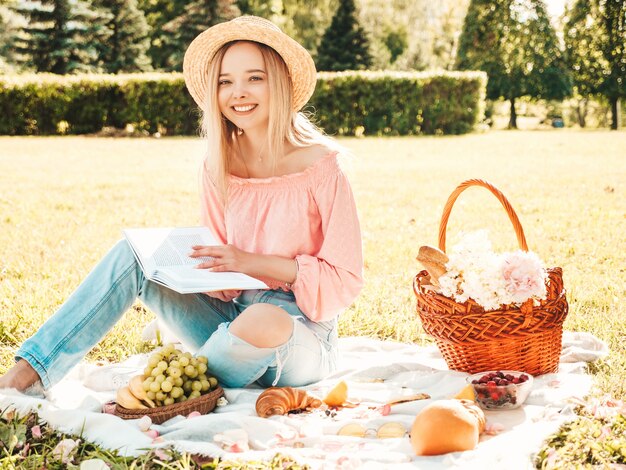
[255,387,322,418]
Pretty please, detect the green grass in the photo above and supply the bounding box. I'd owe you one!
[0,130,625,467]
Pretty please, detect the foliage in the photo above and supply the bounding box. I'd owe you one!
[0,1,21,73]
[0,73,198,135]
[456,0,572,128]
[563,0,626,129]
[358,0,470,71]
[535,402,626,468]
[161,0,240,71]
[138,0,239,71]
[310,70,486,135]
[280,0,336,59]
[92,0,152,73]
[0,71,486,136]
[316,0,372,71]
[12,0,105,74]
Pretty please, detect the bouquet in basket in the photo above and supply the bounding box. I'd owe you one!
[413,179,568,376]
[430,230,548,311]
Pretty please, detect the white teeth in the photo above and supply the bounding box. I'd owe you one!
[234,105,255,112]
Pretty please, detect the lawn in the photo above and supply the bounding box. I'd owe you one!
[0,130,625,466]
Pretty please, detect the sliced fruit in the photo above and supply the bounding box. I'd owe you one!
[323,380,348,407]
[454,384,476,402]
[128,375,156,408]
[116,386,148,410]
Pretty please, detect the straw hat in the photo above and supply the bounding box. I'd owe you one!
[183,16,317,111]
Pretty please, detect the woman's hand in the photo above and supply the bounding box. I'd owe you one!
[190,244,255,274]
[203,289,242,302]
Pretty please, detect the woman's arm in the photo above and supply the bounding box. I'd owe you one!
[189,245,298,285]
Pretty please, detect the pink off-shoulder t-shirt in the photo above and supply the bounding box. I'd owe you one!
[200,151,364,323]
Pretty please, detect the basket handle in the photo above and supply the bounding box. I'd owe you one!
[438,179,528,253]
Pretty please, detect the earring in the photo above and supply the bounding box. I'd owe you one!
[237,128,244,135]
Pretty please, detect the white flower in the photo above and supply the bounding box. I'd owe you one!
[80,459,110,470]
[438,231,547,310]
[52,438,80,464]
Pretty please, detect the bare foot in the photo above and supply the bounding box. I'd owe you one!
[0,359,41,392]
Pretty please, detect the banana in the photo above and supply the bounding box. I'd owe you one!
[128,375,156,408]
[116,386,148,410]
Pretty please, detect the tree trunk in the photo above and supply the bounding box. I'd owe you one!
[577,98,588,128]
[610,97,621,130]
[508,97,517,129]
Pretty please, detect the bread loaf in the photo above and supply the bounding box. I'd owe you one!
[416,246,449,287]
[410,399,485,456]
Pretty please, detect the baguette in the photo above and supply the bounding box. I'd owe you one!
[416,246,449,287]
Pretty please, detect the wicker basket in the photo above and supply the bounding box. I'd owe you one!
[413,179,569,376]
[114,386,224,424]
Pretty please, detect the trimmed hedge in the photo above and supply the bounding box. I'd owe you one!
[310,71,486,135]
[0,71,486,136]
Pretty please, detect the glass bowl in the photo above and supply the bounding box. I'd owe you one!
[466,370,534,410]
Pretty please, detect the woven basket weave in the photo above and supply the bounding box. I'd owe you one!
[413,179,569,376]
[114,386,224,424]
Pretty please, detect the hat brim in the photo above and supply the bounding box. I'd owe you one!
[183,17,317,112]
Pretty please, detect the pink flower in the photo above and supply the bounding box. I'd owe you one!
[214,429,250,452]
[501,251,547,303]
[153,448,171,461]
[31,425,42,439]
[484,422,505,435]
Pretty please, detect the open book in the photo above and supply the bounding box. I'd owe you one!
[123,227,268,294]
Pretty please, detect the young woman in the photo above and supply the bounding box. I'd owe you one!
[0,16,363,391]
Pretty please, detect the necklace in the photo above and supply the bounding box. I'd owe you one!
[236,138,267,177]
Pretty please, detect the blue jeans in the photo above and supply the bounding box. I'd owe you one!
[17,240,337,389]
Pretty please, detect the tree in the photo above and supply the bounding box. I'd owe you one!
[93,0,151,73]
[316,0,372,71]
[236,0,282,22]
[137,0,188,70]
[13,0,104,74]
[564,0,625,130]
[456,0,572,128]
[138,0,239,71]
[0,1,22,72]
[160,0,238,71]
[280,0,336,59]
[358,0,469,71]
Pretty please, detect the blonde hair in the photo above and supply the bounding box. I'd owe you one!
[200,40,341,203]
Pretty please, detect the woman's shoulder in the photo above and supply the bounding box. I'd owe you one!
[282,144,336,173]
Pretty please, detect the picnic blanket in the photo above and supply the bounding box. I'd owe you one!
[0,330,608,469]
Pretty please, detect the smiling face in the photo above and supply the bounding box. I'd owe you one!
[218,41,270,133]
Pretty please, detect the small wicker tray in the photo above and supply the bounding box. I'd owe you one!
[114,386,224,424]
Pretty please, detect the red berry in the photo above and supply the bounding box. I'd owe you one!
[490,392,499,400]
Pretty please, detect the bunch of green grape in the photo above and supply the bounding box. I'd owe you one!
[141,343,218,407]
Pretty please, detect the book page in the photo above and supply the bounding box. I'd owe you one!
[124,227,217,269]
[123,227,269,293]
[152,233,212,267]
[155,266,268,294]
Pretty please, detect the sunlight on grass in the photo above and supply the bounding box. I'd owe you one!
[0,131,625,400]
